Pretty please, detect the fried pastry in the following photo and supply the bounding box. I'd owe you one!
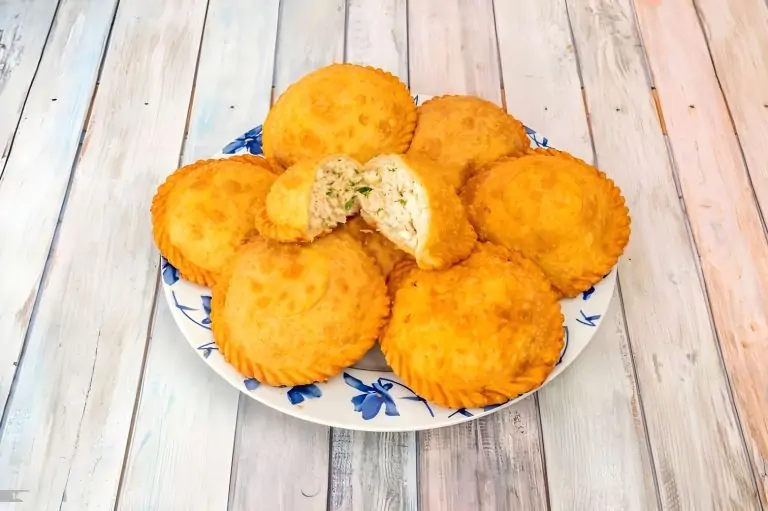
[357,153,477,270]
[462,148,630,297]
[406,95,530,189]
[151,155,276,287]
[211,231,389,386]
[381,243,564,409]
[339,216,412,278]
[262,63,417,168]
[254,154,363,243]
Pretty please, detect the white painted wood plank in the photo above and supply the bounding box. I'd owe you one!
[328,4,416,510]
[117,3,280,508]
[566,0,761,508]
[408,2,548,509]
[226,2,344,509]
[329,430,417,511]
[494,1,659,509]
[408,0,501,101]
[346,0,408,83]
[0,0,118,422]
[0,0,208,509]
[0,0,58,176]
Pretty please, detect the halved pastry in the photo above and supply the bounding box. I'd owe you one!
[462,148,631,297]
[262,63,417,169]
[254,154,364,243]
[406,94,529,189]
[339,216,412,278]
[357,153,477,270]
[151,155,277,287]
[211,231,389,386]
[381,243,565,409]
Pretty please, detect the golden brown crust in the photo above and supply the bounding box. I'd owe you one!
[211,231,389,386]
[401,154,477,270]
[462,149,631,297]
[339,216,412,278]
[263,63,416,168]
[381,243,564,409]
[406,94,529,189]
[151,156,277,287]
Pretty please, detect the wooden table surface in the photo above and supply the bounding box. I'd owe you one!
[1,0,767,509]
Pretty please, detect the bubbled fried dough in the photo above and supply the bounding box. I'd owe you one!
[462,149,630,297]
[381,243,564,409]
[262,63,416,169]
[406,95,529,189]
[150,155,277,287]
[211,231,389,386]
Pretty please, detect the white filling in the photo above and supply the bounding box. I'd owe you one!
[307,156,363,238]
[358,155,429,252]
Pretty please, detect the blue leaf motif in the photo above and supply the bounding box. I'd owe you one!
[359,393,384,420]
[558,326,569,364]
[343,372,375,393]
[244,378,260,390]
[201,295,212,315]
[582,286,596,300]
[161,258,180,286]
[449,408,474,418]
[287,384,322,405]
[576,310,601,327]
[197,341,218,359]
[222,125,263,155]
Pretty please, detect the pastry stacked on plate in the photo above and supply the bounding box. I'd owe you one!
[150,63,631,409]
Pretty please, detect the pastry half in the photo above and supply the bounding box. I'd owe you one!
[381,243,565,409]
[254,154,364,243]
[357,153,477,270]
[151,155,276,287]
[262,63,417,169]
[406,94,529,189]
[211,231,389,386]
[462,148,631,297]
[339,216,413,278]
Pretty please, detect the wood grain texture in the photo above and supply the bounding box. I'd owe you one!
[0,0,208,509]
[0,0,58,177]
[566,0,761,508]
[330,430,417,511]
[327,5,416,510]
[494,3,659,508]
[0,0,118,433]
[226,2,344,509]
[346,0,408,82]
[693,0,768,224]
[117,3,280,508]
[409,2,548,509]
[408,0,501,101]
[634,0,768,503]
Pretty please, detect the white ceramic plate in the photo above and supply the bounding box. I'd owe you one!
[161,94,615,432]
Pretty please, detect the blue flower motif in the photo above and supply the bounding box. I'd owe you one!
[524,125,549,148]
[197,341,218,359]
[576,310,601,327]
[582,286,596,300]
[344,373,400,420]
[222,125,263,155]
[244,378,260,391]
[558,326,569,364]
[161,257,180,286]
[287,384,322,405]
[201,295,212,325]
[171,291,211,331]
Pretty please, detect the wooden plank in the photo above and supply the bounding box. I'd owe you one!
[328,4,416,510]
[634,0,768,503]
[346,0,408,82]
[329,430,417,511]
[566,0,761,508]
[116,2,280,508]
[693,0,768,225]
[408,0,501,101]
[225,1,344,509]
[0,0,58,177]
[0,0,118,422]
[408,2,549,509]
[494,1,659,509]
[0,0,208,509]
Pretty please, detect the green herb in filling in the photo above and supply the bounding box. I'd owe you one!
[344,198,356,211]
[355,186,373,197]
[397,199,407,206]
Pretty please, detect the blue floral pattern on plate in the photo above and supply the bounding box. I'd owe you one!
[157,93,617,431]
